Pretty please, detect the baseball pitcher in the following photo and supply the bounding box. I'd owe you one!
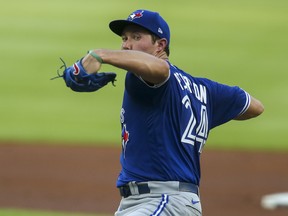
[53,9,264,216]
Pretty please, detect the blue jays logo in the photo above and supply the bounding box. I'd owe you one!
[128,10,144,21]
[121,124,129,158]
[73,63,80,75]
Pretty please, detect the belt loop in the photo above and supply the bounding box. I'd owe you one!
[128,181,139,195]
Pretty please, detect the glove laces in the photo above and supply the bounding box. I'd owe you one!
[50,58,67,80]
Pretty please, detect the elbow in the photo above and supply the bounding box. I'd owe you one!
[252,99,265,118]
[252,101,265,119]
[256,103,265,117]
[235,99,264,120]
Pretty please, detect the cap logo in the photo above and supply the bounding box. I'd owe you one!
[128,10,144,21]
[158,28,163,34]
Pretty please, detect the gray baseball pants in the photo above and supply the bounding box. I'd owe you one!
[114,181,202,216]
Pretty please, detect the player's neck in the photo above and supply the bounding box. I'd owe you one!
[155,51,169,61]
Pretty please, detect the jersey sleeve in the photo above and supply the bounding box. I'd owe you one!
[208,80,251,128]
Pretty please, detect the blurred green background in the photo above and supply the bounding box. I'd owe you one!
[0,0,287,148]
[0,1,287,215]
[0,209,104,216]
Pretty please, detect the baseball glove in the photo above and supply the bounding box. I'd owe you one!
[51,58,116,92]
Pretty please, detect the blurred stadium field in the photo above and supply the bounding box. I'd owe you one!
[0,209,108,216]
[0,0,287,149]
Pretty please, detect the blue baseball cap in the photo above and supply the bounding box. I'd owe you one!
[109,9,170,45]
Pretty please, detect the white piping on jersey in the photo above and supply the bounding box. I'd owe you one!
[138,69,171,88]
[238,91,251,116]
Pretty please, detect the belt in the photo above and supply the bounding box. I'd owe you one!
[119,181,199,198]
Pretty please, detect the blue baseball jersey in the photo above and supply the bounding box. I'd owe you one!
[117,62,250,187]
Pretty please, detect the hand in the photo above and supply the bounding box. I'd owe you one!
[81,51,102,74]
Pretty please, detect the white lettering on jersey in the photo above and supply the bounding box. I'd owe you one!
[120,108,125,124]
[181,95,196,145]
[196,105,208,153]
[196,105,208,139]
[120,108,129,158]
[176,73,209,153]
[174,73,207,104]
[193,83,207,104]
[181,96,208,152]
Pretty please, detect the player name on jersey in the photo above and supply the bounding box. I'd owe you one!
[174,72,207,105]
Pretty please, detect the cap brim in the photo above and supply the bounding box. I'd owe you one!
[109,20,131,36]
[109,20,149,36]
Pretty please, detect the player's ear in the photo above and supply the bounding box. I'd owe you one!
[156,38,168,52]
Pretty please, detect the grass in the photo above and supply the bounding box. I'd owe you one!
[0,209,110,216]
[0,0,287,148]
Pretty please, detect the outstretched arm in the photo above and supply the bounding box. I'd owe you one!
[81,49,169,85]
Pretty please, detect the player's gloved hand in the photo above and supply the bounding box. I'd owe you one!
[52,58,116,92]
